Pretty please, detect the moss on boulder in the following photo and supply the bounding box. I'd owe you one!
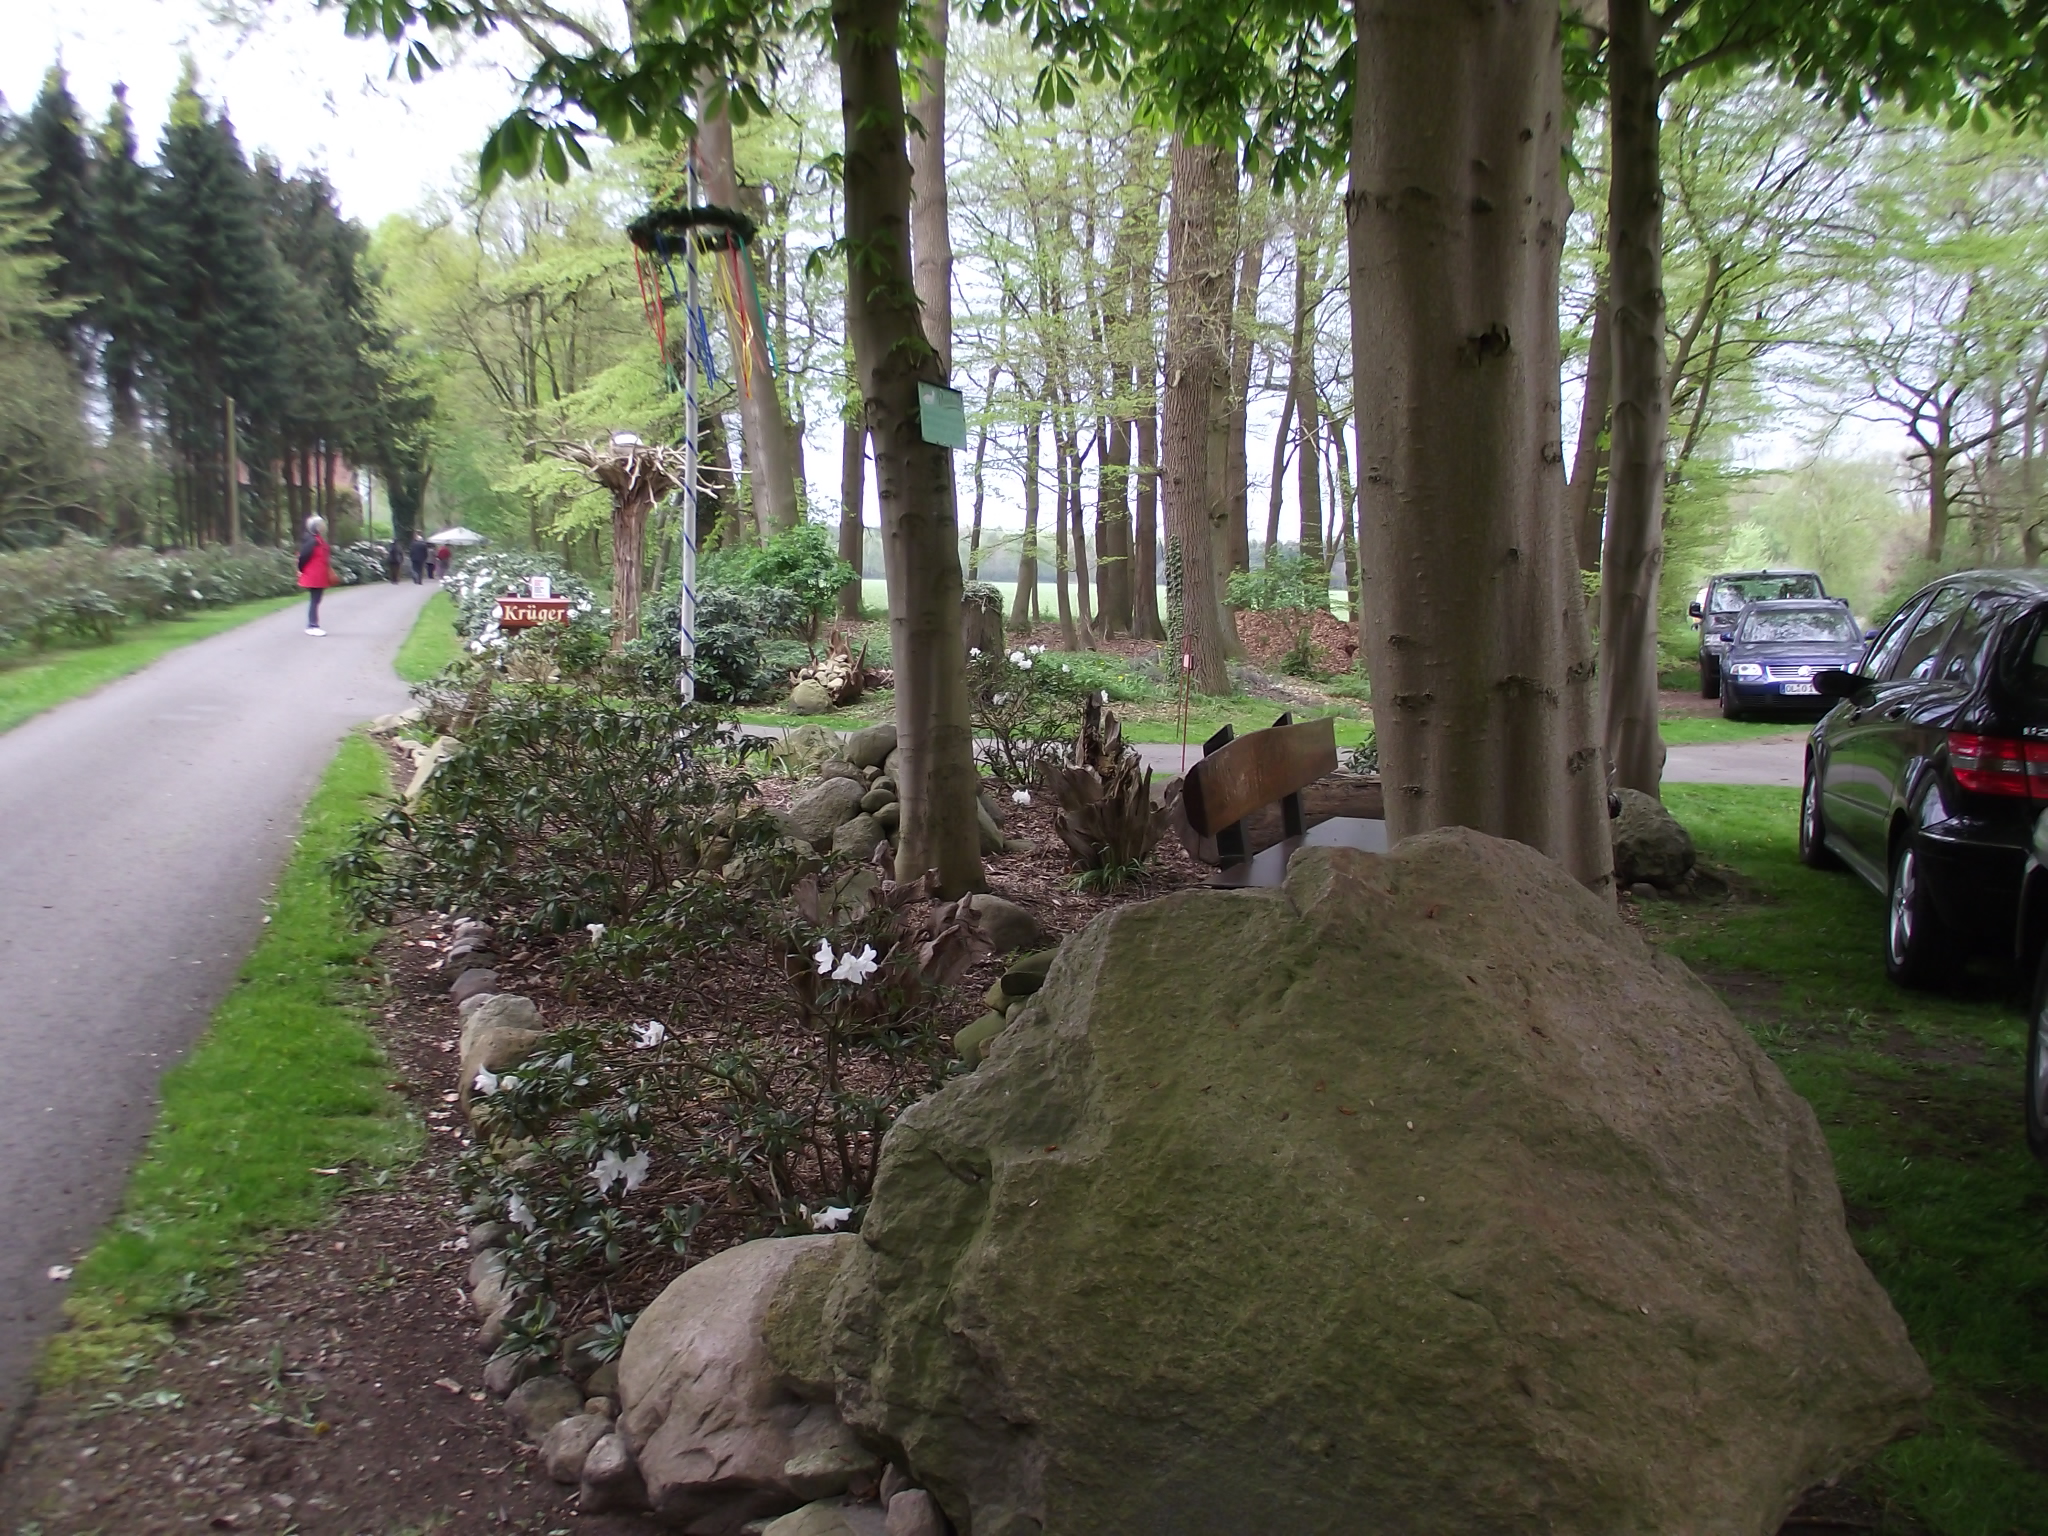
[827,830,1928,1536]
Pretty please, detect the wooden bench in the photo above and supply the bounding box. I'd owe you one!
[1180,714,1388,888]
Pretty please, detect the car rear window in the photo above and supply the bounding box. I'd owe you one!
[1738,609,1859,643]
[1711,575,1824,610]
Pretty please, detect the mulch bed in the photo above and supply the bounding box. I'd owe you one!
[1227,607,1359,675]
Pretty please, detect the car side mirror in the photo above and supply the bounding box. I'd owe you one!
[1688,601,1703,619]
[1864,628,1878,641]
[1814,668,1867,701]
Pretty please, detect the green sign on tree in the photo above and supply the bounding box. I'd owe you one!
[917,381,967,450]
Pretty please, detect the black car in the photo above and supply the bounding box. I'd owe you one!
[1691,568,1830,696]
[1718,599,1866,720]
[1802,570,2048,995]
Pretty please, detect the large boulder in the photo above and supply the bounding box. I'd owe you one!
[789,679,836,715]
[620,1236,876,1534]
[844,722,899,769]
[777,725,845,776]
[833,813,888,860]
[1612,787,1697,889]
[827,832,1929,1536]
[781,777,871,850]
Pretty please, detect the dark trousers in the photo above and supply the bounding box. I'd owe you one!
[410,558,425,584]
[307,589,323,626]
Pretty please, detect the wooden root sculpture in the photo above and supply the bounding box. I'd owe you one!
[547,439,689,647]
[1044,696,1167,872]
[790,629,894,705]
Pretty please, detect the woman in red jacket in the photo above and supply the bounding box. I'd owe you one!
[297,515,334,635]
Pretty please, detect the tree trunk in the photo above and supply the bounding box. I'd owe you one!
[1265,387,1294,560]
[833,0,984,894]
[1164,138,1234,695]
[1567,283,1612,572]
[611,488,652,647]
[968,414,990,581]
[1096,412,1132,635]
[1295,242,1325,591]
[1334,415,1360,627]
[1054,421,1077,649]
[1226,234,1264,575]
[838,419,866,619]
[1349,0,1610,892]
[1068,424,1096,645]
[1598,0,1669,800]
[1134,408,1165,640]
[700,89,802,538]
[908,0,952,373]
[1013,412,1043,630]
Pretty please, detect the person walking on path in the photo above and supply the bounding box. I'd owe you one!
[408,532,428,585]
[297,516,334,636]
[434,542,453,580]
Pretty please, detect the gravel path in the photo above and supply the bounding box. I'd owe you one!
[0,581,432,1449]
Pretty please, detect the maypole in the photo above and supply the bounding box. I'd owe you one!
[628,172,776,710]
[679,149,701,706]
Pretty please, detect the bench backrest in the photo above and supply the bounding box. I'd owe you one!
[1181,715,1338,849]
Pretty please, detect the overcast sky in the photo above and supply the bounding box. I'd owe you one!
[4,0,525,225]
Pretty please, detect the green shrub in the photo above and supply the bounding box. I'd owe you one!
[0,538,297,651]
[701,521,855,641]
[442,549,602,652]
[970,642,1094,785]
[1225,551,1327,613]
[625,581,807,703]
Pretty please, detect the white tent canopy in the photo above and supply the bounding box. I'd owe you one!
[425,527,488,545]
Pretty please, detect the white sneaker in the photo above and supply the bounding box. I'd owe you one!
[306,626,326,636]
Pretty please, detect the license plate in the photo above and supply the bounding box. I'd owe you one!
[1779,682,1817,695]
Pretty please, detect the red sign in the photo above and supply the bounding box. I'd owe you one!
[494,596,574,631]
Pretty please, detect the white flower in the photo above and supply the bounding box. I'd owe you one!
[47,1264,72,1282]
[1100,690,1110,703]
[1008,650,1026,665]
[831,943,880,985]
[992,692,1008,706]
[1060,663,1070,672]
[586,922,606,942]
[813,937,836,975]
[1018,658,1033,670]
[810,1206,854,1232]
[189,589,203,601]
[1011,789,1031,805]
[1029,643,1046,654]
[473,1067,500,1095]
[592,1148,651,1195]
[499,1074,521,1092]
[633,1020,668,1049]
[969,647,982,658]
[506,1194,536,1230]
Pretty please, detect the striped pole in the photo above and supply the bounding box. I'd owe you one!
[679,145,701,707]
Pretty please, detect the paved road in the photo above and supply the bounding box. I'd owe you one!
[1663,733,1804,787]
[0,582,431,1447]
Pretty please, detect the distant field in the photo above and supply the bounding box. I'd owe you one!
[853,579,1353,625]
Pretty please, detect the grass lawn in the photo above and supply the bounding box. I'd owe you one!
[393,590,465,683]
[1658,714,1810,746]
[1638,784,2048,1532]
[0,596,299,735]
[43,733,415,1386]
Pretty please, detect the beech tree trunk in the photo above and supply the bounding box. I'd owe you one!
[1164,138,1234,695]
[1598,0,1669,799]
[700,91,802,539]
[1334,416,1360,626]
[1096,412,1132,635]
[1054,420,1078,649]
[1134,408,1164,640]
[838,419,866,619]
[833,0,984,894]
[1068,424,1095,644]
[1294,242,1325,588]
[1013,412,1043,629]
[1264,388,1294,558]
[1349,0,1610,892]
[1567,284,1613,572]
[908,0,952,371]
[1226,234,1264,575]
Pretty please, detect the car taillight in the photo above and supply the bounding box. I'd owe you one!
[1948,733,2048,798]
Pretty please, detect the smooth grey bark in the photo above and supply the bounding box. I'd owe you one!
[908,0,952,372]
[1349,0,1611,892]
[837,418,865,619]
[1134,408,1164,640]
[1597,0,1669,798]
[1293,240,1325,588]
[698,91,801,539]
[1264,387,1294,558]
[1226,234,1264,574]
[1567,284,1612,572]
[832,0,983,894]
[1163,138,1234,695]
[1012,411,1042,629]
